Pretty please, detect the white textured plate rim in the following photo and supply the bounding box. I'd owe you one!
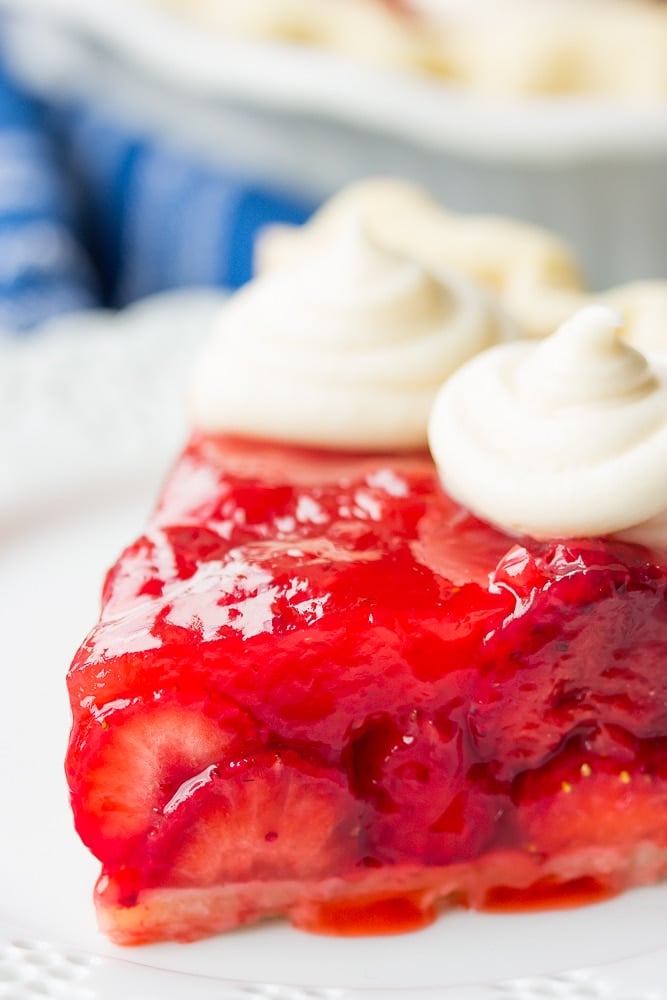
[3,0,667,162]
[3,294,667,1000]
[3,906,667,1000]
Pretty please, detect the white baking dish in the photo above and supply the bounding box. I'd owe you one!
[3,0,667,288]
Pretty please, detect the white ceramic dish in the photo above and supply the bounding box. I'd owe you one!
[2,0,667,288]
[4,0,667,162]
[3,293,667,999]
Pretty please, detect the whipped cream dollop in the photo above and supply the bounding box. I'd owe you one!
[257,177,585,341]
[604,282,667,363]
[191,221,515,451]
[429,305,667,545]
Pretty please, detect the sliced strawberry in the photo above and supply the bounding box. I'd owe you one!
[345,709,504,865]
[470,541,667,778]
[515,736,667,856]
[67,696,259,865]
[146,750,363,888]
[156,436,432,553]
[412,499,516,588]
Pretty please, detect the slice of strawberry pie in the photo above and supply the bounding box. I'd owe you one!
[66,228,667,945]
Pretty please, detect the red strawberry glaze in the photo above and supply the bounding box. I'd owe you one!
[66,434,667,944]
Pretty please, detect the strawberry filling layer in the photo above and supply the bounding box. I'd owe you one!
[66,435,667,943]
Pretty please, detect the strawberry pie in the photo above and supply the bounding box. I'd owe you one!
[66,203,667,945]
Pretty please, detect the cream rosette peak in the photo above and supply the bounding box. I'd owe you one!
[190,219,516,451]
[256,176,587,340]
[428,304,667,545]
[515,306,657,410]
[258,178,667,350]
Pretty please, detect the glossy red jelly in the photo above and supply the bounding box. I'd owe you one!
[66,435,667,944]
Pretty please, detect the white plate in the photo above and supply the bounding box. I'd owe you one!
[3,294,667,1000]
[4,0,667,163]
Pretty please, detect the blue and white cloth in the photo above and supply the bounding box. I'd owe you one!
[0,39,313,334]
[0,54,99,331]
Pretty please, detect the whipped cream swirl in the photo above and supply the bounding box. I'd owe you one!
[191,221,515,451]
[429,305,667,545]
